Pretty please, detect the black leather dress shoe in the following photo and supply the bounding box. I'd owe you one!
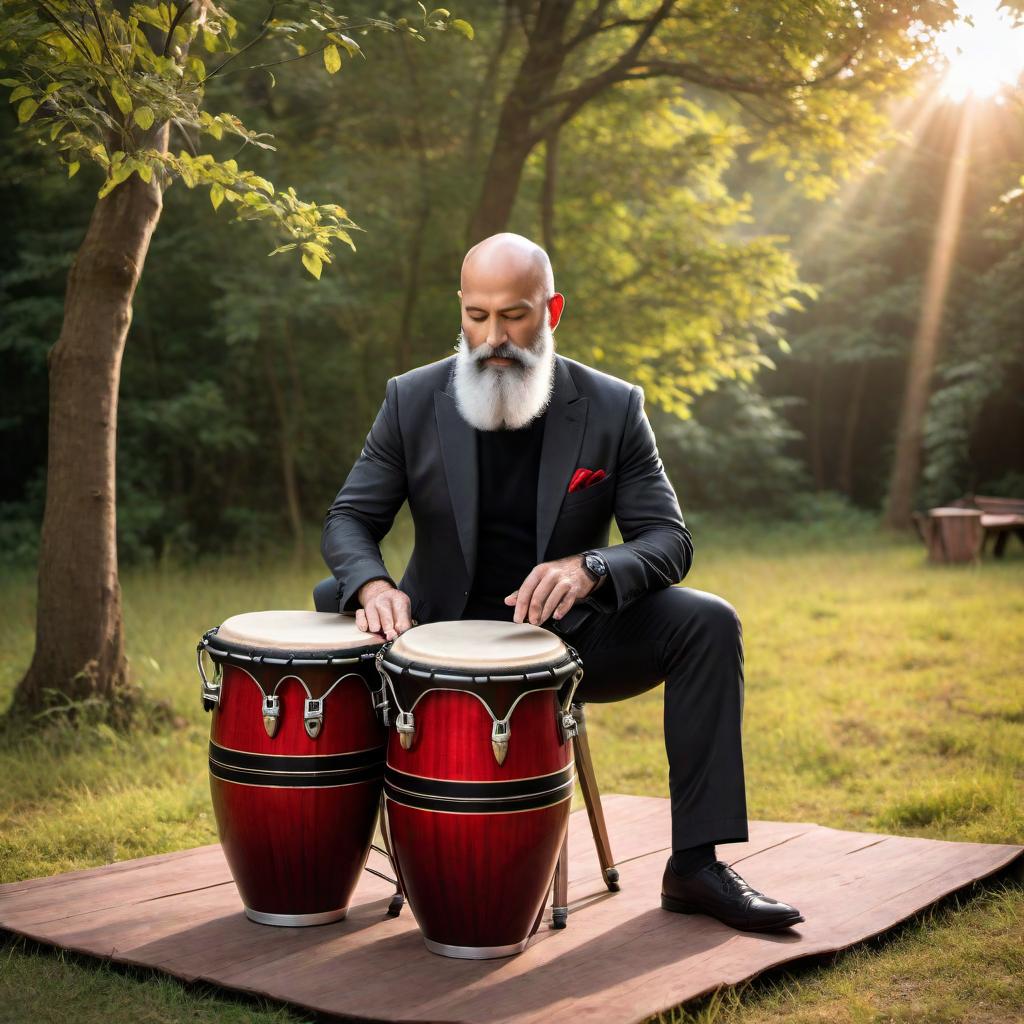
[661,857,805,932]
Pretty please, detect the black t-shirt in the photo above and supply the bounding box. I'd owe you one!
[463,409,548,621]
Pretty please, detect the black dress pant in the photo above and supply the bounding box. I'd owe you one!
[311,578,748,851]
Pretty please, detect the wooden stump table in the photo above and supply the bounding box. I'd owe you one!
[919,507,984,564]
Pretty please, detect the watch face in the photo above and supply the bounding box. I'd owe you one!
[585,553,607,577]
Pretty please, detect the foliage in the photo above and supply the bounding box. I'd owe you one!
[0,0,470,276]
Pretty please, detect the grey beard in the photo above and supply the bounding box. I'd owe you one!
[451,322,556,431]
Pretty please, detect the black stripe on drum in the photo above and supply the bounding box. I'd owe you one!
[209,758,384,788]
[383,777,575,814]
[384,764,574,801]
[209,741,385,774]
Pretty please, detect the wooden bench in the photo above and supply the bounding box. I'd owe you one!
[913,494,1024,563]
[951,494,1024,558]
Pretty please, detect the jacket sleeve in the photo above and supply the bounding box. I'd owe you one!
[320,376,408,614]
[584,385,693,614]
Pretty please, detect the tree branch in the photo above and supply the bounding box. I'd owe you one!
[163,0,194,57]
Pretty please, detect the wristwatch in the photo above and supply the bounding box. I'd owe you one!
[581,551,609,584]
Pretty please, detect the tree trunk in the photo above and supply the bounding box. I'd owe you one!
[11,166,165,719]
[808,356,827,491]
[837,358,868,497]
[264,333,305,563]
[541,130,559,258]
[466,1,576,243]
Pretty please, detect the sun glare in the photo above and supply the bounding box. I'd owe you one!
[935,0,1024,101]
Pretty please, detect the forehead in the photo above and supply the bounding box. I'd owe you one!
[461,257,543,308]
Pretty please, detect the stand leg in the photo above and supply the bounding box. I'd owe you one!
[376,793,406,917]
[552,828,568,929]
[572,704,620,892]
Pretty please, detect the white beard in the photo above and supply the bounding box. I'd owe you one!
[451,320,556,431]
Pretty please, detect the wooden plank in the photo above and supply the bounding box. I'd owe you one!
[1,797,1019,1024]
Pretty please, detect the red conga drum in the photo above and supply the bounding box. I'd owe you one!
[197,611,387,926]
[377,620,583,958]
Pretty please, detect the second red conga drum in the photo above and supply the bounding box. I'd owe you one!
[198,610,387,926]
[377,620,583,958]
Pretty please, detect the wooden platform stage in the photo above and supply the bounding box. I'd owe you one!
[2,795,1020,1024]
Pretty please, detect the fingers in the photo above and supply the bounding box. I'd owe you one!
[513,568,541,624]
[360,590,414,640]
[552,587,576,620]
[528,573,558,625]
[363,601,382,635]
[394,598,413,635]
[541,579,572,623]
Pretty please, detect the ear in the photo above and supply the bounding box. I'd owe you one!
[548,292,565,330]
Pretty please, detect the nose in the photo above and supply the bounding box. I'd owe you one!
[486,316,510,348]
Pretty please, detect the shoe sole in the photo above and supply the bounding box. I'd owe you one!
[661,893,805,932]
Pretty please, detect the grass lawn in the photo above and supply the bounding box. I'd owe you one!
[1,505,1021,1023]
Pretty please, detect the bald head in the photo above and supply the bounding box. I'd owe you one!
[461,232,554,302]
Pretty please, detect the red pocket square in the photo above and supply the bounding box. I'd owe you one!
[568,467,607,493]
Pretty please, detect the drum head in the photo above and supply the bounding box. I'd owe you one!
[209,610,382,660]
[387,619,567,672]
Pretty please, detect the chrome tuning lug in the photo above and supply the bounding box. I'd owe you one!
[491,718,511,765]
[395,710,416,750]
[196,646,222,712]
[559,711,578,743]
[304,697,324,739]
[262,694,281,737]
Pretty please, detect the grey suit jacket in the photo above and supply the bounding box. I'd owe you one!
[320,353,694,635]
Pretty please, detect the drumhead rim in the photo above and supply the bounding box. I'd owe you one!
[200,626,384,666]
[379,650,577,684]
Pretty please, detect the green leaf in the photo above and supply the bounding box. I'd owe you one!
[302,251,323,279]
[68,160,80,178]
[0,78,21,87]
[268,243,297,256]
[109,78,132,115]
[450,18,474,39]
[210,183,224,210]
[323,44,342,74]
[133,106,154,130]
[16,98,38,124]
[9,84,32,103]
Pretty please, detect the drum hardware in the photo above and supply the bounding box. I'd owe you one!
[197,645,223,711]
[394,711,416,749]
[491,718,511,765]
[303,697,324,739]
[373,641,395,726]
[262,694,281,737]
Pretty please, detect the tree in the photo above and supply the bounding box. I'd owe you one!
[465,0,956,243]
[0,0,470,720]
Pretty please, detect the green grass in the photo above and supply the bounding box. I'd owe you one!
[1,507,1021,1023]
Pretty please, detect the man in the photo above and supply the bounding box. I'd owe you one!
[315,232,804,932]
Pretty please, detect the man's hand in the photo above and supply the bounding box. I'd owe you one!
[504,554,603,626]
[356,579,414,641]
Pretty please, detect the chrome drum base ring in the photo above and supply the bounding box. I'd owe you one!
[244,906,348,927]
[423,937,530,960]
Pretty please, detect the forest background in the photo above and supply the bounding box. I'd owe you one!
[1,0,1022,572]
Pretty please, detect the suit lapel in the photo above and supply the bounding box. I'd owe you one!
[434,354,588,582]
[536,356,588,562]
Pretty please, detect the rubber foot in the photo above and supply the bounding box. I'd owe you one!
[387,894,405,917]
[605,867,621,892]
[552,907,568,929]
